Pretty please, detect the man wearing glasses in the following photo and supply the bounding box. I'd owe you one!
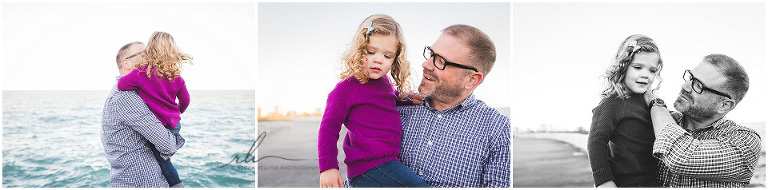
[101,42,185,187]
[397,25,510,187]
[646,54,760,187]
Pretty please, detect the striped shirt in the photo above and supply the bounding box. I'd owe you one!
[101,76,186,187]
[397,94,511,187]
[653,116,761,187]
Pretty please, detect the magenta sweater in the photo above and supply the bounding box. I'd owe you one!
[117,67,190,128]
[317,76,403,178]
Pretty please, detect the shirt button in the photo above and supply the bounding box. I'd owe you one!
[437,114,442,118]
[428,141,433,146]
[419,171,423,175]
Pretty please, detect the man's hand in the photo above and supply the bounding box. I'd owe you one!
[597,180,617,188]
[319,169,344,188]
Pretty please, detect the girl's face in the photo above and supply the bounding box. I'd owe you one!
[363,34,398,80]
[623,52,660,94]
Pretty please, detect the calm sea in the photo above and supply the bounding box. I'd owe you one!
[2,90,255,187]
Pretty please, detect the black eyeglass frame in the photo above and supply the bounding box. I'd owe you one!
[124,52,143,60]
[683,69,732,99]
[423,46,479,72]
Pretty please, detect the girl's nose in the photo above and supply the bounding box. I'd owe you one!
[373,55,384,64]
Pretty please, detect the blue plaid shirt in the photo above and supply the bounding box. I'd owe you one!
[101,76,185,187]
[397,94,510,187]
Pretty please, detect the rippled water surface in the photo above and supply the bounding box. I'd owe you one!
[3,90,255,187]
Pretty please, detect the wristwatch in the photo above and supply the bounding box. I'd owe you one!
[649,98,666,108]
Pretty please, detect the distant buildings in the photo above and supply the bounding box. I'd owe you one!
[258,106,323,121]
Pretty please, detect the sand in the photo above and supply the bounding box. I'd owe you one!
[257,120,346,187]
[513,137,594,187]
[515,132,766,187]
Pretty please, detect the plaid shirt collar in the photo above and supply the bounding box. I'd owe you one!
[678,116,730,132]
[423,93,477,112]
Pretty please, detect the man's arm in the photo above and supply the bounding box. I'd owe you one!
[650,104,676,139]
[482,116,510,187]
[117,92,185,160]
[651,106,761,181]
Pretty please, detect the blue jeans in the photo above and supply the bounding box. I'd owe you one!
[149,123,181,186]
[349,160,429,187]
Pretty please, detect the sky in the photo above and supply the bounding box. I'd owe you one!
[258,3,511,114]
[513,2,766,131]
[2,2,256,90]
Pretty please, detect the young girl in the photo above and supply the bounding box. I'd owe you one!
[317,14,427,187]
[117,31,191,187]
[587,34,663,187]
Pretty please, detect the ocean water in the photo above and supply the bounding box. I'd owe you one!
[2,90,255,187]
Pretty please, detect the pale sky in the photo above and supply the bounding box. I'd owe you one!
[2,2,255,90]
[258,3,511,114]
[513,2,766,131]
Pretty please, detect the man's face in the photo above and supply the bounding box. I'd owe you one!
[418,33,472,102]
[123,44,145,69]
[673,61,729,121]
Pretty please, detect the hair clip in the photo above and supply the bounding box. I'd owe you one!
[363,21,375,36]
[627,40,640,54]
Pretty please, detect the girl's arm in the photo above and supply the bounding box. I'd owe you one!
[177,79,190,114]
[117,69,141,91]
[587,99,620,187]
[317,81,353,175]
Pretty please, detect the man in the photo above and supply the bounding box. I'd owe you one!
[397,24,510,187]
[647,54,761,187]
[101,41,185,187]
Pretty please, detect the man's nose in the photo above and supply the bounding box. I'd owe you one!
[681,80,692,92]
[422,58,436,70]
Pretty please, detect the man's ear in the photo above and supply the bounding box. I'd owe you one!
[120,59,127,69]
[120,59,133,70]
[464,72,484,90]
[716,99,736,114]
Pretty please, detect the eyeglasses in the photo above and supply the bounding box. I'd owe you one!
[124,52,142,60]
[683,69,732,99]
[423,46,478,72]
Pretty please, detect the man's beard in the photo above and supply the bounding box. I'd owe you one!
[419,71,464,104]
[675,89,718,122]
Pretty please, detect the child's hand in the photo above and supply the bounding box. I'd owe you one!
[643,88,658,106]
[597,181,617,188]
[412,93,425,105]
[319,169,344,188]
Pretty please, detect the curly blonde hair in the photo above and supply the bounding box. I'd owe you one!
[601,34,663,99]
[135,31,192,80]
[340,14,413,100]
